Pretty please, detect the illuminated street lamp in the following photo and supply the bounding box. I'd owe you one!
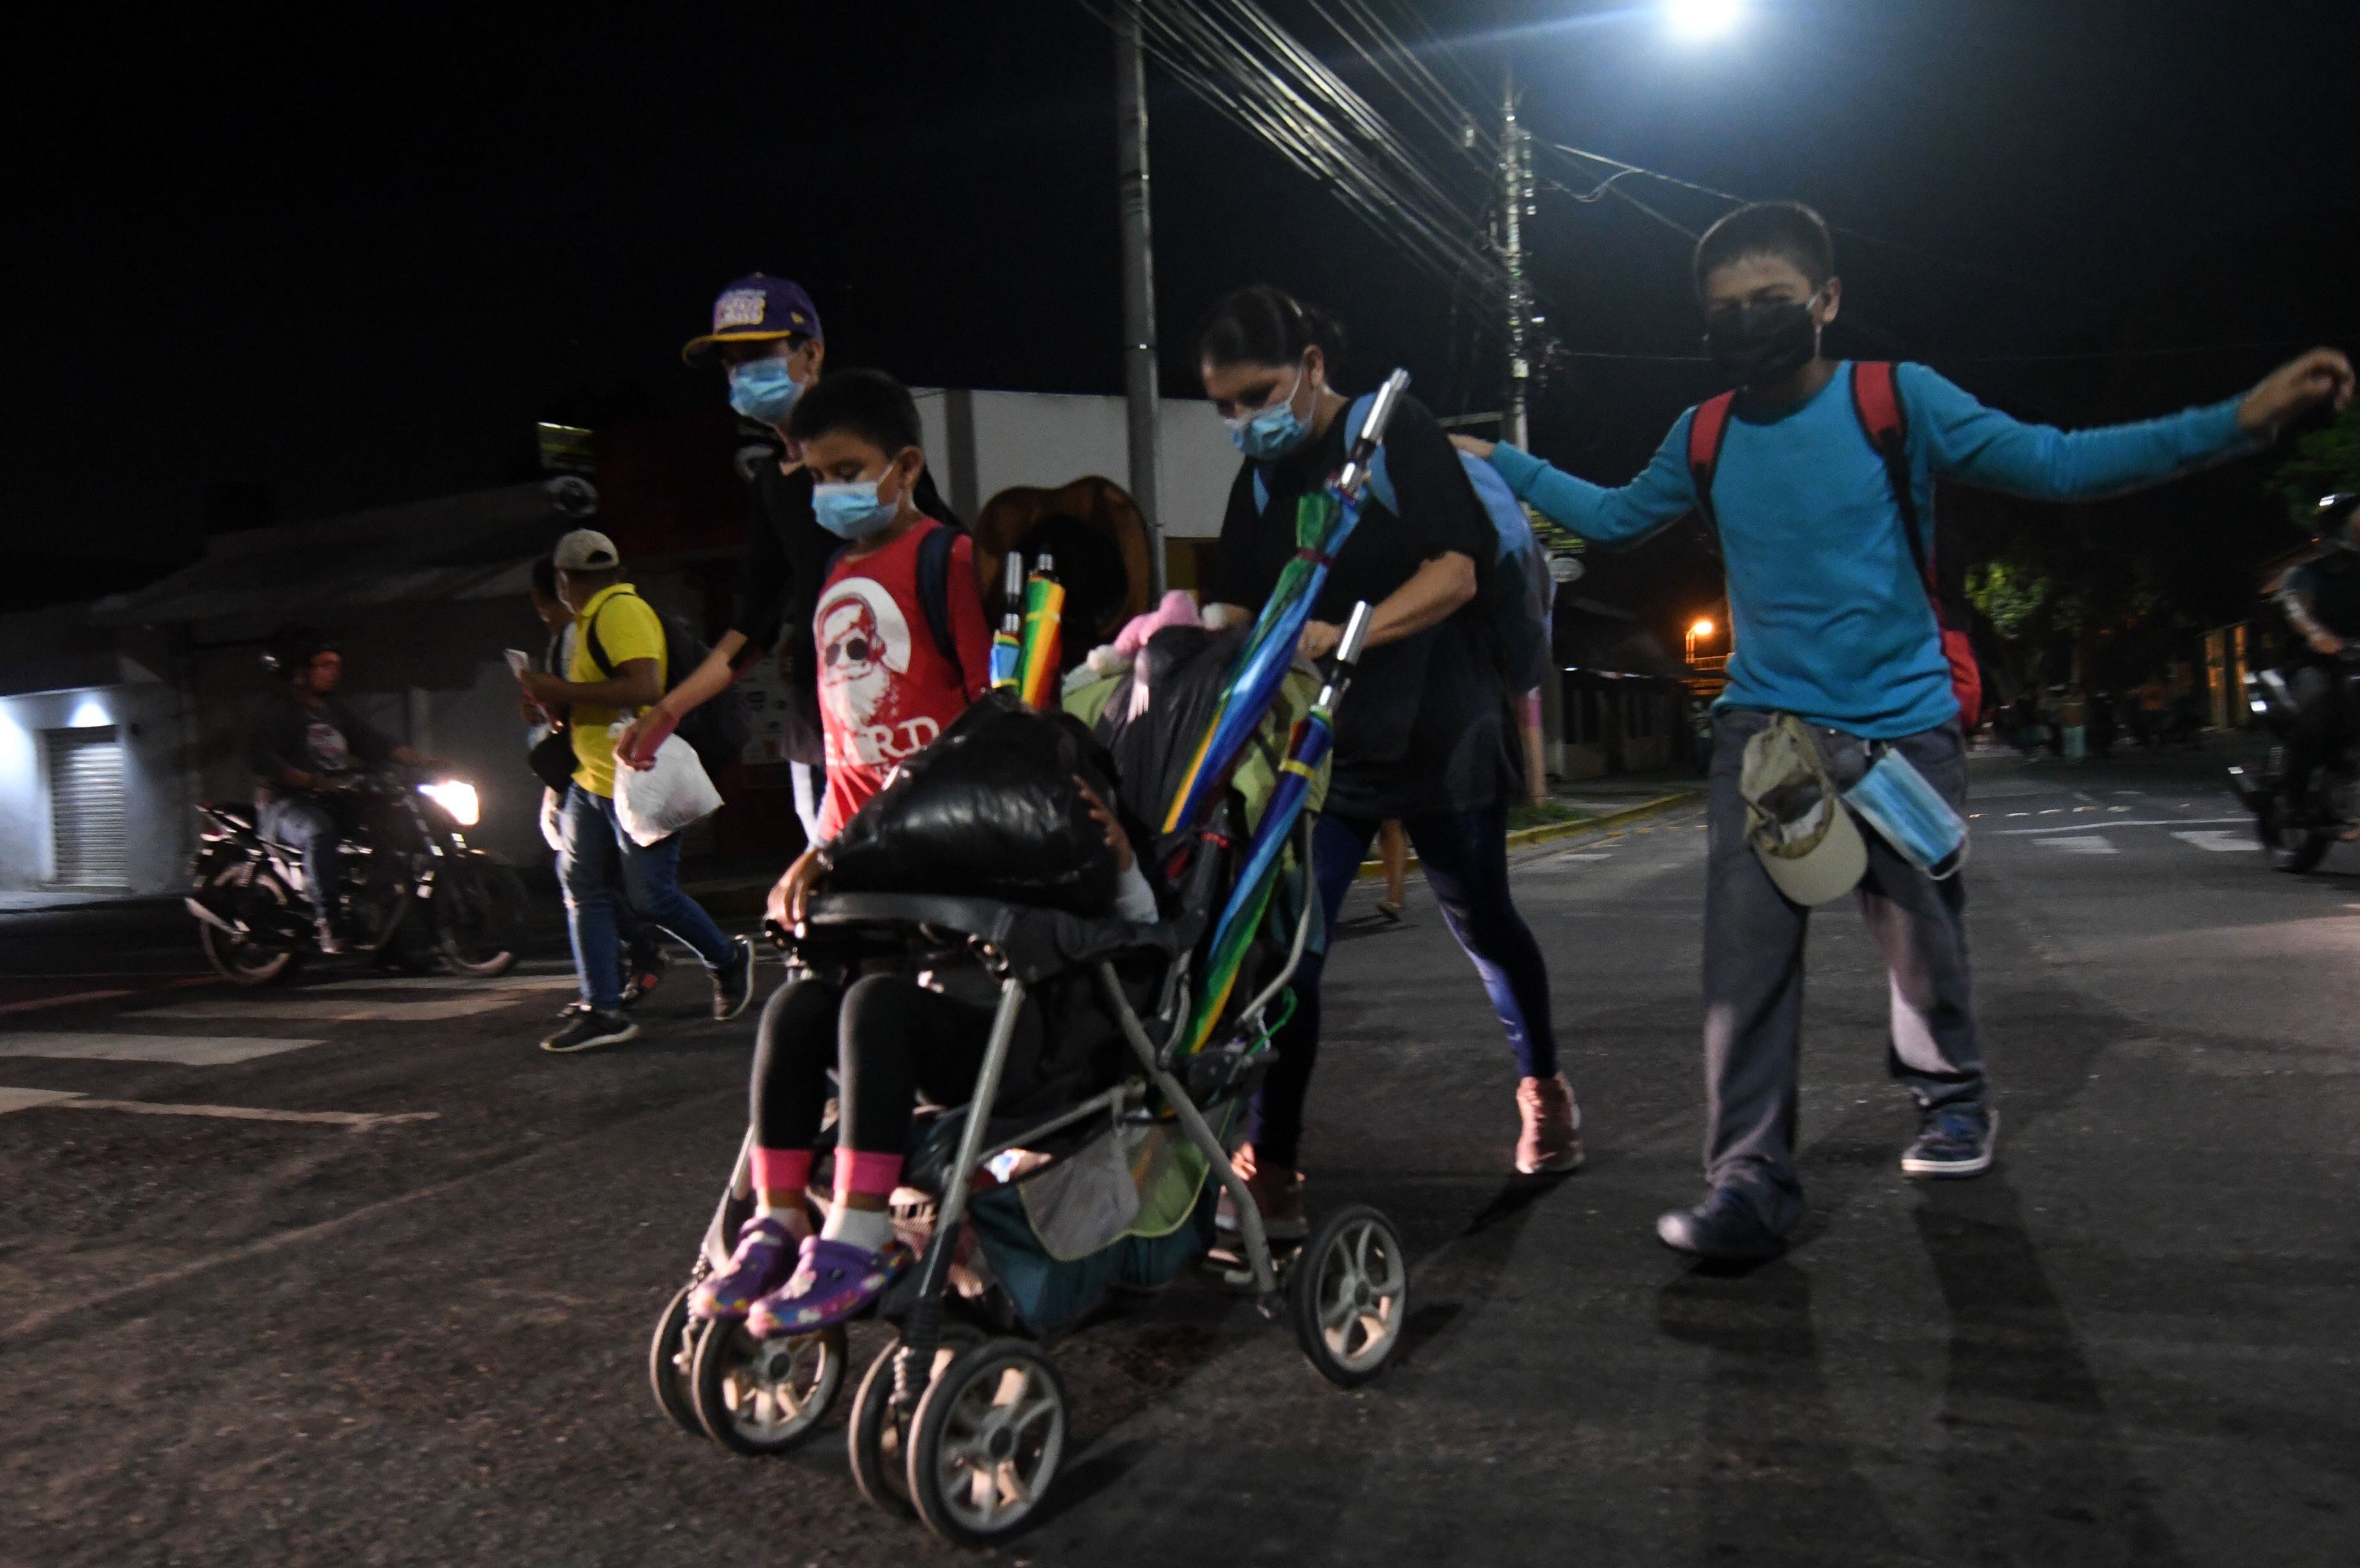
[1686,616,1717,664]
[1665,0,1744,41]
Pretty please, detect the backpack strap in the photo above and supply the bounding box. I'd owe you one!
[1849,361,1936,597]
[914,521,962,675]
[580,591,634,679]
[821,522,962,671]
[1686,391,1737,535]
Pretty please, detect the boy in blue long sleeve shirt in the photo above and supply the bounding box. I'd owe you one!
[1458,201,2352,1260]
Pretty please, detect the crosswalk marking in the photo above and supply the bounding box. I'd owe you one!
[0,1086,86,1115]
[0,1086,436,1127]
[2038,834,2118,855]
[131,994,541,1024]
[1999,816,2246,835]
[2174,830,2258,853]
[0,1033,324,1066]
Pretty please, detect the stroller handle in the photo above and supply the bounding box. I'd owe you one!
[1335,369,1411,499]
[1334,600,1375,668]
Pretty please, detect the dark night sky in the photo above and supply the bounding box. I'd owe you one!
[8,1,2356,601]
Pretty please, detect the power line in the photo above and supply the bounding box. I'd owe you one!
[1073,0,1511,314]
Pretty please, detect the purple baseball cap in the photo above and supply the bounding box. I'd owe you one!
[681,273,824,361]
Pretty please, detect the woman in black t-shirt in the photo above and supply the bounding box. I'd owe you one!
[1197,287,1581,1231]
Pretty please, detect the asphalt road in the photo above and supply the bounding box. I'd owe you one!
[3,744,2354,1567]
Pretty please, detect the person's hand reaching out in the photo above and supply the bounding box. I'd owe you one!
[2239,348,2356,437]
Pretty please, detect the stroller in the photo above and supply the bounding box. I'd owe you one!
[647,376,1419,1546]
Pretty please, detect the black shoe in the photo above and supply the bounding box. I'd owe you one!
[710,935,755,1021]
[619,943,667,1009]
[1656,1187,1785,1262]
[541,1008,639,1053]
[1900,1104,1999,1179]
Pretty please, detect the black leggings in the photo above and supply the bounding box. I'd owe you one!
[750,974,1031,1154]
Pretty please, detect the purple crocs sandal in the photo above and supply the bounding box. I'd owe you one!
[689,1216,799,1321]
[748,1235,912,1338]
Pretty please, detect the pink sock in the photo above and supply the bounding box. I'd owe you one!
[750,1147,814,1207]
[824,1150,905,1253]
[834,1149,905,1204]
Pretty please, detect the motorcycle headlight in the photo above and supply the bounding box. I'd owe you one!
[418,780,480,826]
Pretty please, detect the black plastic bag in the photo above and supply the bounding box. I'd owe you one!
[1092,624,1245,844]
[824,692,1123,914]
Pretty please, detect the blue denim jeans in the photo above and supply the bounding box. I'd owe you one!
[558,786,735,1009]
[259,796,340,917]
[1248,799,1559,1169]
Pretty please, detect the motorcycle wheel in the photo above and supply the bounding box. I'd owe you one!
[435,854,527,976]
[197,864,304,987]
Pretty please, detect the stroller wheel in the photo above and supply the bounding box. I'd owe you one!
[907,1339,1069,1546]
[848,1327,978,1518]
[647,1284,705,1437]
[1291,1203,1409,1388]
[691,1320,846,1455]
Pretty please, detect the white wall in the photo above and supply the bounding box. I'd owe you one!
[914,389,1241,539]
[0,682,189,895]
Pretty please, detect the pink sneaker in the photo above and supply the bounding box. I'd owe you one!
[1515,1073,1584,1175]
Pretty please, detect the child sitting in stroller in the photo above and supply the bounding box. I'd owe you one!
[692,777,1157,1334]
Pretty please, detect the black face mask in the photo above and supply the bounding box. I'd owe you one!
[1704,299,1820,389]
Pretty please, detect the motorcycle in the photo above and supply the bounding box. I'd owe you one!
[2227,654,2360,873]
[186,769,529,985]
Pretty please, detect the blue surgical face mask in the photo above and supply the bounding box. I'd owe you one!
[728,356,803,425]
[1843,746,1967,877]
[812,474,900,540]
[1226,362,1311,460]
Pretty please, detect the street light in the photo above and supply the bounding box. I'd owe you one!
[1686,617,1716,663]
[1665,0,1744,41]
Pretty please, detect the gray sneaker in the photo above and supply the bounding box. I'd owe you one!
[1900,1106,1999,1179]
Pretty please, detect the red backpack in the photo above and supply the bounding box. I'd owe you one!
[1684,360,1982,729]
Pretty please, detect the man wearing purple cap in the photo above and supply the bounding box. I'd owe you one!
[615,274,960,845]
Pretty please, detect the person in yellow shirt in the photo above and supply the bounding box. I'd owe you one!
[518,529,754,1052]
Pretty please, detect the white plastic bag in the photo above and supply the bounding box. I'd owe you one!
[538,787,566,855]
[612,724,722,847]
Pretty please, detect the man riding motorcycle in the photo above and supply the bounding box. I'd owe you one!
[2271,492,2360,825]
[246,626,442,953]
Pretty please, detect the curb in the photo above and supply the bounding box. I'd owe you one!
[1356,789,1703,880]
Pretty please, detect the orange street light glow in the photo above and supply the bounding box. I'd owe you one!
[1690,619,1714,638]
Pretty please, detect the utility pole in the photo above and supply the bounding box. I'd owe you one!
[1501,68,1547,801]
[1116,1,1166,596]
[1499,72,1532,451]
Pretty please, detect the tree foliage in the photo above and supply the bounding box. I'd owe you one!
[2272,402,2360,522]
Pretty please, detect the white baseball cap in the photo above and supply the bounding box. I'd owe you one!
[552,529,620,573]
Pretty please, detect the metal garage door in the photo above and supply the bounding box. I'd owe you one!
[46,727,127,887]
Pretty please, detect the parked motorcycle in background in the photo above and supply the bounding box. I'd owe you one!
[186,767,527,984]
[2229,652,2360,872]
